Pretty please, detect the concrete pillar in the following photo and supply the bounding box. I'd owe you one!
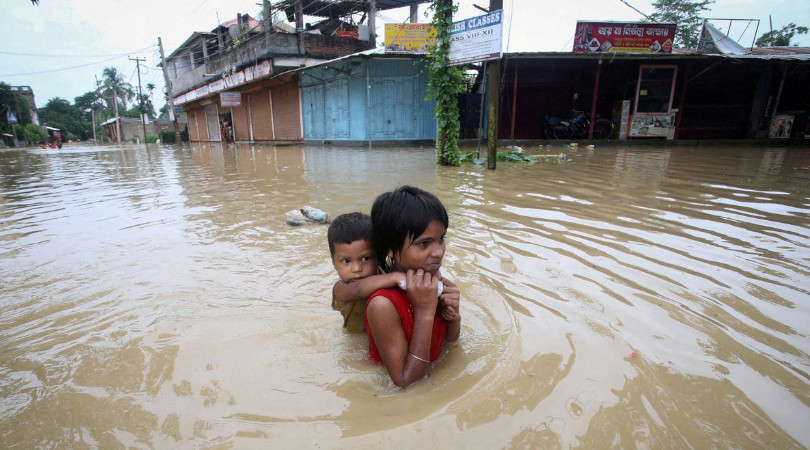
[369,0,377,44]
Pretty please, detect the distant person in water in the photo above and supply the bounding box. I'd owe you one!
[366,186,461,388]
[328,212,406,333]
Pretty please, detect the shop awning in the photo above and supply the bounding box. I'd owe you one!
[697,23,749,55]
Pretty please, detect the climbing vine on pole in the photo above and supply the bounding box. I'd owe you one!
[426,0,465,166]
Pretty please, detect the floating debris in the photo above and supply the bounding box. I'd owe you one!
[461,151,568,165]
[285,206,331,226]
[535,153,568,162]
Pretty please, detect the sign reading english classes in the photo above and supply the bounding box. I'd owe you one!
[573,21,676,53]
[449,10,503,66]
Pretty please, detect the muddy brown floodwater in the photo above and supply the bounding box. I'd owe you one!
[1,142,809,448]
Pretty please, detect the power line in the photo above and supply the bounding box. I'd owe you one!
[0,45,157,77]
[0,55,127,77]
[616,0,653,20]
[0,50,149,58]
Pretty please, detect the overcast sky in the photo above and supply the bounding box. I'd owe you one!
[1,0,808,110]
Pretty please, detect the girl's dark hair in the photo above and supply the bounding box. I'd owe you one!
[371,186,449,273]
[327,212,373,256]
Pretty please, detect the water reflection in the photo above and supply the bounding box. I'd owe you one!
[0,143,808,448]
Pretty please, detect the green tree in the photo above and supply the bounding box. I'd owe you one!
[649,0,714,49]
[0,82,32,138]
[142,83,157,119]
[38,97,85,140]
[136,93,156,119]
[756,23,808,47]
[74,90,103,138]
[426,0,465,166]
[25,123,48,143]
[100,66,135,109]
[123,104,145,119]
[74,90,101,116]
[100,66,134,142]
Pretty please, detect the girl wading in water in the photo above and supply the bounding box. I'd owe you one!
[366,186,461,388]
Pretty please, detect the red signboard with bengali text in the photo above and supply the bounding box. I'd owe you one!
[573,21,676,53]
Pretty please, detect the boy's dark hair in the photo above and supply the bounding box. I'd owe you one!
[327,212,373,256]
[371,185,449,273]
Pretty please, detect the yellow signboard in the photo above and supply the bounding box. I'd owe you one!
[385,24,437,53]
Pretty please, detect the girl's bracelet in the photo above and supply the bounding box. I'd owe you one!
[408,352,430,364]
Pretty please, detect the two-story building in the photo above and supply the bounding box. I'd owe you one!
[164,0,429,144]
[10,86,39,125]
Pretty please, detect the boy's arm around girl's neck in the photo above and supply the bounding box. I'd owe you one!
[332,272,407,310]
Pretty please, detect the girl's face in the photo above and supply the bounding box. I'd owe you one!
[392,219,446,276]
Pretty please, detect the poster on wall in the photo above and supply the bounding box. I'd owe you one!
[220,92,242,108]
[573,21,676,53]
[769,115,794,139]
[629,113,672,137]
[385,24,436,53]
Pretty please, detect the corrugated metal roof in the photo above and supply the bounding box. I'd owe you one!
[748,46,810,55]
[505,48,810,62]
[272,47,423,78]
[279,45,810,76]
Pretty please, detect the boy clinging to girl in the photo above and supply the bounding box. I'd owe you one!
[328,212,405,333]
[328,212,448,333]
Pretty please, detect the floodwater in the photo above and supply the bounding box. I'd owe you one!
[1,141,809,448]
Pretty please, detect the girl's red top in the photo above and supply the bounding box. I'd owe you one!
[365,288,447,364]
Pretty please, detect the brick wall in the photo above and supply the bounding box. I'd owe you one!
[304,34,374,60]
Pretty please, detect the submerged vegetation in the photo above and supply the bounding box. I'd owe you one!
[459,150,569,165]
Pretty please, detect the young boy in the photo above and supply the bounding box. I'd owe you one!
[328,212,406,333]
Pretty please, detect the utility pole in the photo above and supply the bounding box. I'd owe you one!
[91,107,97,144]
[88,79,98,144]
[129,56,148,145]
[486,0,503,170]
[158,37,181,144]
[94,75,108,144]
[296,0,306,54]
[262,0,272,46]
[369,0,377,43]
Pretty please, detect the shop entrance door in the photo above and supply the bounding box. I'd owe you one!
[204,104,221,142]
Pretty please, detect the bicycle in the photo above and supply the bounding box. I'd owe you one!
[546,110,614,140]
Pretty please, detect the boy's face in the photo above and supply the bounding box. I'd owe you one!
[332,239,378,283]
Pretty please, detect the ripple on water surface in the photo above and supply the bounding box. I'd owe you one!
[0,143,808,448]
